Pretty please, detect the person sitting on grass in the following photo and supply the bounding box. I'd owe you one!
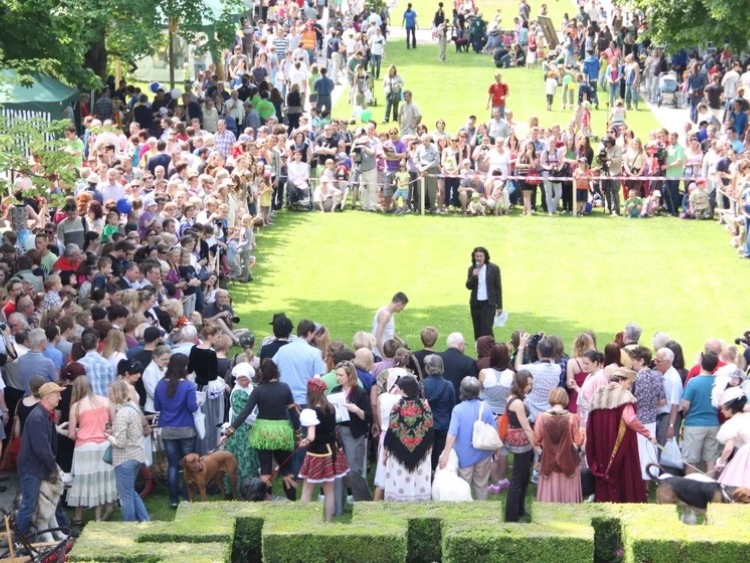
[624,189,643,218]
[313,177,343,212]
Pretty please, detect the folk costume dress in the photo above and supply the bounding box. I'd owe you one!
[298,407,349,483]
[585,383,650,503]
[717,411,750,489]
[534,408,584,503]
[224,382,260,484]
[382,398,435,501]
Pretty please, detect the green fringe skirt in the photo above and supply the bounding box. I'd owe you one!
[248,418,294,451]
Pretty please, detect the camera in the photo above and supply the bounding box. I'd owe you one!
[654,145,668,166]
[0,323,6,332]
[231,316,241,324]
[528,332,544,350]
[735,331,750,346]
[597,147,609,173]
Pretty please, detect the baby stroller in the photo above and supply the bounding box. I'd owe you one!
[658,71,679,108]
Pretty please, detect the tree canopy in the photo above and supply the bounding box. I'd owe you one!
[0,0,247,88]
[629,0,750,52]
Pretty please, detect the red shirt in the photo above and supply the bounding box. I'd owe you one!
[488,83,509,107]
[685,360,726,383]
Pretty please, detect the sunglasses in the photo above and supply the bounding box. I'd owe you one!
[336,361,354,369]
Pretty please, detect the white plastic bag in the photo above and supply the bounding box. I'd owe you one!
[493,310,509,328]
[660,438,684,469]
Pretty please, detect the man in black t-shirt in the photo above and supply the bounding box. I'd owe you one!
[433,2,445,27]
[260,315,293,360]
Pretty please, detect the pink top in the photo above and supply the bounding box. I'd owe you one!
[75,406,109,446]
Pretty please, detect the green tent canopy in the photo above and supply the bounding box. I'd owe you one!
[0,70,79,120]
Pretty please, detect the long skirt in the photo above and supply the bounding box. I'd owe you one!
[224,423,260,488]
[536,466,583,503]
[383,455,431,502]
[68,442,118,507]
[197,394,224,455]
[719,441,750,488]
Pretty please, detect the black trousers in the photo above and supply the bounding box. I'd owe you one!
[505,449,532,522]
[470,299,495,342]
[431,430,447,474]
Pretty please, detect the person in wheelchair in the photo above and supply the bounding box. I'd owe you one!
[287,149,313,211]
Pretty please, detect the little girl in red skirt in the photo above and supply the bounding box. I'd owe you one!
[298,378,349,521]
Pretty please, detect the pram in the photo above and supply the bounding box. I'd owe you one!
[658,71,679,108]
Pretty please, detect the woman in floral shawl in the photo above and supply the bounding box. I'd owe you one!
[383,375,434,501]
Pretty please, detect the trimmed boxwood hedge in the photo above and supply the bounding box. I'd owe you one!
[68,501,750,562]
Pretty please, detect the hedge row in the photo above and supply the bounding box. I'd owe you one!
[68,501,750,562]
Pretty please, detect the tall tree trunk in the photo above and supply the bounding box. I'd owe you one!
[84,28,108,82]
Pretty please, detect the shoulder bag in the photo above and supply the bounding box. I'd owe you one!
[472,401,502,451]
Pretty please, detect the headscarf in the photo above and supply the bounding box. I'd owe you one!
[383,376,434,472]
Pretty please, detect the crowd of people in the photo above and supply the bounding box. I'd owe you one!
[3,0,750,538]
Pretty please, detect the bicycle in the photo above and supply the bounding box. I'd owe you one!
[0,509,73,563]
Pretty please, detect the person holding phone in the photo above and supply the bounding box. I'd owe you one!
[465,246,502,342]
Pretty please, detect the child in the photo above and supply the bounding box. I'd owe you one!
[485,178,507,215]
[298,378,348,522]
[624,189,643,218]
[393,160,411,215]
[545,71,558,111]
[101,210,121,243]
[572,158,592,215]
[580,100,592,137]
[43,274,62,310]
[687,181,711,219]
[562,71,574,110]
[467,191,486,215]
[259,169,273,226]
[641,189,662,217]
[92,256,112,291]
[237,214,256,282]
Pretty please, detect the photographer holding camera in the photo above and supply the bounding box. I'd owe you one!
[596,136,623,216]
[203,288,251,346]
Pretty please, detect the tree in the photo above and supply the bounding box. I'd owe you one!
[628,0,750,52]
[0,0,248,87]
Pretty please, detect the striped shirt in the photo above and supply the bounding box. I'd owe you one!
[274,38,289,57]
[108,402,146,467]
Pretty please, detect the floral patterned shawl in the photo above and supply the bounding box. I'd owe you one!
[383,398,435,472]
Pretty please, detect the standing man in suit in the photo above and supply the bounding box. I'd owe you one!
[440,332,478,399]
[465,246,502,342]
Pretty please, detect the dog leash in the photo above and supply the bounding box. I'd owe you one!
[652,443,716,478]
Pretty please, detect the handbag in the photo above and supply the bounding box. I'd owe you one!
[525,173,541,186]
[102,444,113,465]
[194,390,207,440]
[497,412,510,442]
[472,402,502,451]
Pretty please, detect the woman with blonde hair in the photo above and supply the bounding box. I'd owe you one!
[67,376,117,525]
[534,387,584,503]
[566,332,596,413]
[105,380,150,522]
[119,289,140,312]
[102,329,128,372]
[352,331,377,353]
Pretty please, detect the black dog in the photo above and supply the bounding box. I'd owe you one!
[452,37,470,53]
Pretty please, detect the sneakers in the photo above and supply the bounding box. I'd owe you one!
[488,479,510,494]
[531,470,539,485]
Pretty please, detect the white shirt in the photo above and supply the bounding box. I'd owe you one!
[369,34,385,56]
[488,150,511,176]
[722,70,740,99]
[98,183,125,203]
[142,360,165,413]
[658,366,683,415]
[477,264,488,300]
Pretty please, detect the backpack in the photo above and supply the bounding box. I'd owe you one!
[497,412,510,441]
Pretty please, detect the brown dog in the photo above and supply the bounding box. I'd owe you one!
[732,487,750,503]
[181,451,238,502]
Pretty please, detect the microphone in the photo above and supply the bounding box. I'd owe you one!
[475,262,481,269]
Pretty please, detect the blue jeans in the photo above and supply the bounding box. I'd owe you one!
[163,436,196,504]
[18,473,67,534]
[370,54,382,79]
[625,84,638,109]
[608,83,618,104]
[115,460,150,522]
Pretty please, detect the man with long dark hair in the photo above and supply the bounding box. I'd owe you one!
[465,246,502,342]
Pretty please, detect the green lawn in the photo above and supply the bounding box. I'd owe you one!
[233,210,745,358]
[335,40,661,139]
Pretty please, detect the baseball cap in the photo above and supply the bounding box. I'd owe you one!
[39,382,66,397]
